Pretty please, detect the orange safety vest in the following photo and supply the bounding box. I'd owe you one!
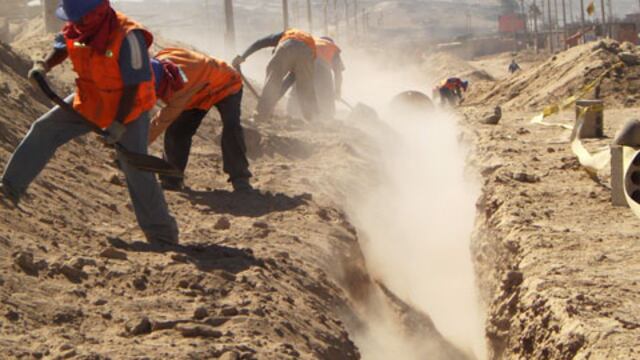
[315,37,340,66]
[155,48,243,110]
[279,28,317,57]
[66,12,156,129]
[440,78,462,91]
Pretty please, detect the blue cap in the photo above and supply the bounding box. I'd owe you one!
[151,58,163,92]
[56,0,104,22]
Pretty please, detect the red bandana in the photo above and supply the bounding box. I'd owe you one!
[62,0,118,55]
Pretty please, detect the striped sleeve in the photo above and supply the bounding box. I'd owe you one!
[119,30,151,86]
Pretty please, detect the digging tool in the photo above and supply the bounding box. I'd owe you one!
[233,64,261,100]
[339,97,380,122]
[33,73,182,177]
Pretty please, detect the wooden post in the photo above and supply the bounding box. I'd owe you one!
[534,2,540,52]
[323,0,329,35]
[283,0,290,30]
[43,0,63,33]
[224,0,236,56]
[600,0,606,38]
[562,0,567,49]
[307,0,313,33]
[344,0,350,39]
[354,0,359,38]
[580,0,585,42]
[548,0,555,52]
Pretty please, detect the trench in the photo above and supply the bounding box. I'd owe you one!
[319,100,490,360]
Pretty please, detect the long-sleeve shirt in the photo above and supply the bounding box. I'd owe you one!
[240,32,284,59]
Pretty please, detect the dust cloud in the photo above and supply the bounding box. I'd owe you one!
[338,49,487,360]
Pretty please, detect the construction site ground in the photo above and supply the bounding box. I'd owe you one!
[1,21,640,360]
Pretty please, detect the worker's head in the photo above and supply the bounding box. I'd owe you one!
[151,58,186,101]
[56,0,108,24]
[461,80,469,91]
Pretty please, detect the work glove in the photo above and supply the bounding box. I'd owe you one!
[28,60,49,87]
[104,121,127,145]
[232,55,245,69]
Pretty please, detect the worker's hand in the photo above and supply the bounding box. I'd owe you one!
[28,60,49,87]
[104,121,127,145]
[232,55,245,69]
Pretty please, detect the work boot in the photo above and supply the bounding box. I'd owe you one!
[232,178,253,192]
[0,182,20,208]
[160,177,185,192]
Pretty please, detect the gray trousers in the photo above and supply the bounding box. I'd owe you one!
[1,95,179,243]
[257,39,318,121]
[287,60,335,120]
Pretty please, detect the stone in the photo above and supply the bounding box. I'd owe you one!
[193,306,208,320]
[252,221,269,229]
[221,307,239,317]
[503,270,524,291]
[13,251,41,276]
[512,172,541,183]
[214,217,231,230]
[619,52,640,66]
[132,276,147,291]
[58,264,88,284]
[177,324,223,338]
[125,316,152,336]
[100,247,128,260]
[5,310,19,321]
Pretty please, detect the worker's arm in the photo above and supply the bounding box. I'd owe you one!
[332,53,346,99]
[28,33,69,82]
[105,30,152,143]
[149,85,202,144]
[233,32,284,67]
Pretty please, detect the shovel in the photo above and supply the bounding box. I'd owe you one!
[233,64,261,100]
[33,73,183,177]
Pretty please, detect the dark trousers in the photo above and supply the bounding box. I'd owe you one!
[439,88,459,106]
[160,90,251,185]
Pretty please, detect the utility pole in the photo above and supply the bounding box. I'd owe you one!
[334,0,340,39]
[533,1,540,52]
[43,0,62,33]
[283,0,290,30]
[307,0,313,33]
[608,0,613,38]
[324,0,329,35]
[354,0,359,38]
[344,0,350,40]
[580,0,585,43]
[562,0,567,49]
[600,0,606,38]
[548,0,555,52]
[569,0,574,23]
[224,0,236,56]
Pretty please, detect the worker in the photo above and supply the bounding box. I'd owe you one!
[509,59,521,74]
[148,48,253,192]
[233,28,319,122]
[0,0,179,244]
[283,36,345,120]
[437,77,468,107]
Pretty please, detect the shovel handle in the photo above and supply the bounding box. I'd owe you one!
[233,64,261,99]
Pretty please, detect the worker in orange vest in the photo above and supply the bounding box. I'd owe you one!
[436,77,469,107]
[233,28,319,122]
[148,48,253,192]
[283,36,345,120]
[0,0,179,244]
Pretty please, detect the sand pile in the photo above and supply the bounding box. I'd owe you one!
[469,40,640,110]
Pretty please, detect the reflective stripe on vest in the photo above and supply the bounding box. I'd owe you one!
[279,28,317,57]
[67,11,156,129]
[155,48,242,111]
[315,38,339,66]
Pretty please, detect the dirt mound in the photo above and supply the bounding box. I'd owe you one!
[468,40,640,110]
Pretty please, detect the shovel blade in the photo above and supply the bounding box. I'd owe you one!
[119,149,183,177]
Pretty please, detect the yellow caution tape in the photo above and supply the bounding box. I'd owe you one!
[530,62,624,125]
